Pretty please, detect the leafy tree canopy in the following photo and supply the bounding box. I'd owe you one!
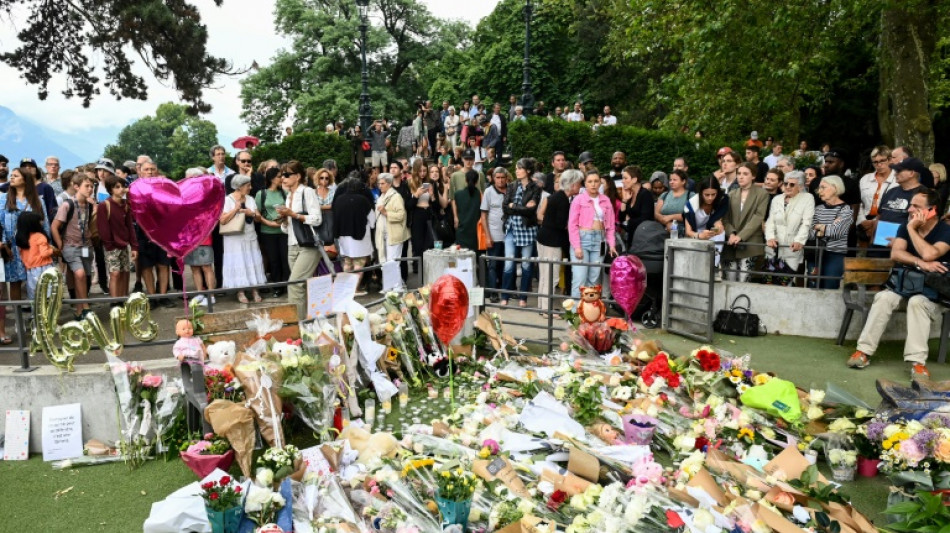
[103,102,218,178]
[0,0,233,114]
[241,0,471,142]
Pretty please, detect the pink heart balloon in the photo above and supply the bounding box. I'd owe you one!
[128,176,225,260]
[610,255,647,319]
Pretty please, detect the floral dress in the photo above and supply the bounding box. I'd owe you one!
[0,195,49,282]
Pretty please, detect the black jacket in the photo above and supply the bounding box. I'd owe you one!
[332,191,374,241]
[537,190,570,248]
[502,180,542,228]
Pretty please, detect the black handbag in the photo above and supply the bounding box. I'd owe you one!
[885,265,932,299]
[713,294,763,337]
[291,210,319,247]
[316,211,334,244]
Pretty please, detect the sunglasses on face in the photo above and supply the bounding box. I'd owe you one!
[238,159,252,164]
[783,182,797,187]
[281,172,294,178]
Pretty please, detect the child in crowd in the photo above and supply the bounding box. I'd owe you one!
[97,174,138,299]
[16,212,56,300]
[52,172,96,319]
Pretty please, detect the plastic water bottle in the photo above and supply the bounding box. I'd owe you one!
[670,221,679,240]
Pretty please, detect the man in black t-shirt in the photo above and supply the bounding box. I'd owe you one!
[745,147,769,183]
[849,189,950,380]
[866,157,929,257]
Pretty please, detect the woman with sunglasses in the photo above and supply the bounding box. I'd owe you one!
[256,167,290,297]
[275,161,323,317]
[764,170,814,279]
[857,146,896,243]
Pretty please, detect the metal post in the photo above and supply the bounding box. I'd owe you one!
[520,0,535,115]
[357,0,373,137]
[13,303,35,372]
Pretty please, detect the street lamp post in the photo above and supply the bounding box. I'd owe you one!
[520,0,535,116]
[357,0,372,138]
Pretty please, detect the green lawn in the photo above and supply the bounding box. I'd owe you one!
[1,331,928,530]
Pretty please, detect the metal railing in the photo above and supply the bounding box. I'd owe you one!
[10,256,422,372]
[716,240,873,287]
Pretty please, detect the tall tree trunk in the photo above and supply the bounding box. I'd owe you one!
[878,1,937,163]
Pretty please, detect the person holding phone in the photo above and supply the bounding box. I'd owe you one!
[848,188,950,380]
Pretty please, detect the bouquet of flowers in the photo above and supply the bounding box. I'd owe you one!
[151,376,184,454]
[234,329,285,448]
[200,474,243,512]
[435,465,478,502]
[256,445,302,489]
[180,433,235,478]
[244,483,286,526]
[107,354,157,470]
[205,367,244,403]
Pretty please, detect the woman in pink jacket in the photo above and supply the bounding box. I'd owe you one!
[568,170,618,298]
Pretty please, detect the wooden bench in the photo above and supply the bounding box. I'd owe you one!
[180,303,301,433]
[836,257,950,363]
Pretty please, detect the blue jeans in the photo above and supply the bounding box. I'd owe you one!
[819,251,846,290]
[502,233,533,302]
[571,230,604,298]
[484,241,506,297]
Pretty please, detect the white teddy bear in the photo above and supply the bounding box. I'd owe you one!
[272,340,302,367]
[205,340,236,371]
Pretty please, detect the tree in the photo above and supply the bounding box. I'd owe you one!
[0,0,232,114]
[103,102,219,178]
[241,0,469,143]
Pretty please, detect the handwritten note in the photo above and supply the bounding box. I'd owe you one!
[381,261,403,291]
[332,273,360,313]
[42,403,82,461]
[3,410,29,460]
[306,275,333,319]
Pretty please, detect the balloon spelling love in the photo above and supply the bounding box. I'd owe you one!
[609,255,647,319]
[128,175,225,268]
[429,275,469,345]
[31,269,159,372]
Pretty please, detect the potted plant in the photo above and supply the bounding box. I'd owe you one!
[435,465,478,529]
[181,433,234,479]
[200,475,243,533]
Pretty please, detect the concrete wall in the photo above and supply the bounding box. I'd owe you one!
[0,360,177,454]
[662,238,934,341]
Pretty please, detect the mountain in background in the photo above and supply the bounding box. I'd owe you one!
[0,105,119,167]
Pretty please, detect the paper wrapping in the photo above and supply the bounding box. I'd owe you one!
[233,351,286,448]
[204,400,256,478]
[180,449,236,479]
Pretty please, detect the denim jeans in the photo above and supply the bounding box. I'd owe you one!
[819,251,846,290]
[571,229,604,298]
[484,241,506,297]
[502,233,533,302]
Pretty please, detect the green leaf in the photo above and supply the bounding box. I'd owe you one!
[884,501,923,515]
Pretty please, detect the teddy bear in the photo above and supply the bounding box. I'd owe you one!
[205,340,236,371]
[576,285,607,324]
[272,340,302,366]
[339,424,399,466]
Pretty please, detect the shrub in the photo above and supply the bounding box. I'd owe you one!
[252,132,352,170]
[508,117,736,178]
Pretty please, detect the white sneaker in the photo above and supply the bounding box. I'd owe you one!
[193,295,208,306]
[210,295,216,304]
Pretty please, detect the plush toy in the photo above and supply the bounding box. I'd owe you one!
[630,339,663,364]
[427,351,450,377]
[272,340,302,365]
[577,285,607,324]
[205,340,236,371]
[172,319,205,363]
[339,425,400,465]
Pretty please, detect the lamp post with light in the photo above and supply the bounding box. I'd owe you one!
[520,0,535,116]
[357,0,372,137]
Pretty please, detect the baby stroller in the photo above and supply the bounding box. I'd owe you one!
[626,221,667,328]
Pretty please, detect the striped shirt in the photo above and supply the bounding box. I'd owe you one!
[812,203,853,254]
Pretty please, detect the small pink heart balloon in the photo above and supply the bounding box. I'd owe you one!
[610,255,647,319]
[128,176,225,261]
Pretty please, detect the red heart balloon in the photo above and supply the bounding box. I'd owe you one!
[429,275,469,345]
[128,176,225,261]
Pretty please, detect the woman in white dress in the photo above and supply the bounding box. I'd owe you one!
[219,174,266,303]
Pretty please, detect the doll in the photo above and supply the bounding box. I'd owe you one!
[173,319,206,363]
[589,421,623,445]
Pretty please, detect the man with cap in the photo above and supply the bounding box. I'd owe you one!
[763,141,783,169]
[577,151,594,174]
[864,157,930,257]
[821,148,861,205]
[848,188,950,381]
[449,149,486,203]
[890,146,933,188]
[746,131,763,149]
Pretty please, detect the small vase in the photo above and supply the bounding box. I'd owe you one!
[857,456,881,477]
[206,505,242,533]
[831,463,856,482]
[435,493,472,529]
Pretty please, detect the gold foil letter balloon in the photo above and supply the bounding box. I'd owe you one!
[31,269,159,371]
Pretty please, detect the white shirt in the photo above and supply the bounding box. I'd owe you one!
[567,111,584,122]
[281,186,322,246]
[764,154,781,169]
[490,113,502,132]
[603,114,617,126]
[857,170,898,224]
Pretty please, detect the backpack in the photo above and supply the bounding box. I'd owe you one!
[64,199,98,245]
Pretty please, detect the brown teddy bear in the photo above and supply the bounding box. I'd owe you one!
[577,285,607,324]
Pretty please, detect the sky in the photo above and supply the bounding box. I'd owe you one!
[0,0,500,159]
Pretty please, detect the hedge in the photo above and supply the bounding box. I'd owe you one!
[252,132,352,170]
[508,118,740,179]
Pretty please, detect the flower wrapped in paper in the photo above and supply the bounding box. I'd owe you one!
[106,353,157,470]
[152,376,184,454]
[233,347,285,448]
[180,432,234,479]
[204,399,256,478]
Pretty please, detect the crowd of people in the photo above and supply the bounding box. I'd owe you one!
[3,113,950,378]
